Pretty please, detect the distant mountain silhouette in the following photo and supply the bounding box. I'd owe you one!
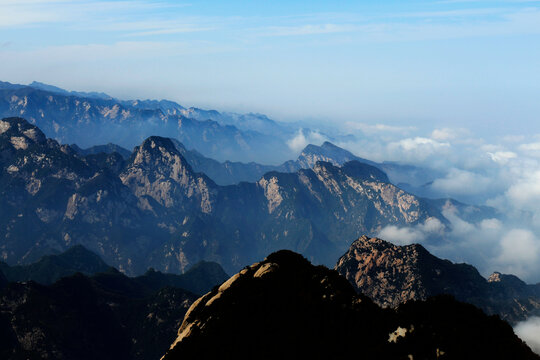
[0,81,306,163]
[0,245,109,284]
[0,270,198,360]
[71,143,132,159]
[0,244,228,294]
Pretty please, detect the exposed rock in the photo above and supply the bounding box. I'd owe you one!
[162,250,538,360]
[0,117,449,275]
[335,235,540,323]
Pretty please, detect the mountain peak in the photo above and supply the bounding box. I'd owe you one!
[336,235,540,324]
[140,136,178,152]
[128,136,191,176]
[28,81,113,100]
[321,140,339,149]
[488,272,527,287]
[0,117,47,149]
[29,81,69,94]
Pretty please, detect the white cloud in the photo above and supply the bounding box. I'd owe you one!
[387,137,450,163]
[515,317,540,355]
[487,151,517,164]
[378,217,446,245]
[345,122,416,134]
[493,229,540,278]
[417,217,446,234]
[519,142,540,158]
[479,218,503,231]
[431,168,494,196]
[431,127,470,141]
[264,24,361,37]
[505,170,540,212]
[286,129,327,153]
[378,225,426,245]
[392,137,450,152]
[0,0,197,32]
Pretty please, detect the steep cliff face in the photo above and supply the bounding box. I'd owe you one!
[335,235,540,323]
[120,136,216,213]
[162,250,538,360]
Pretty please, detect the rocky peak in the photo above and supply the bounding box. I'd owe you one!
[488,272,528,289]
[488,272,503,282]
[336,235,540,324]
[121,135,215,212]
[0,117,47,150]
[335,235,430,308]
[162,250,379,359]
[127,136,194,179]
[297,141,377,169]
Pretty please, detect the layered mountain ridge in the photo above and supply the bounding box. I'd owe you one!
[0,81,316,163]
[1,117,448,275]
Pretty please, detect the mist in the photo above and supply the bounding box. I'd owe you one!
[515,317,540,355]
[323,122,540,283]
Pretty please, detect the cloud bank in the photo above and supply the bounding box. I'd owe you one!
[515,317,540,355]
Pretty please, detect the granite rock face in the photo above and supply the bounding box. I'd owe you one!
[335,235,540,323]
[162,250,538,360]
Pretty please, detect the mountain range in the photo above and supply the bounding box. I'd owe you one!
[1,81,537,358]
[0,81,331,164]
[1,116,459,275]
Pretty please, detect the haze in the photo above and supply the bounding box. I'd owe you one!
[1,0,539,136]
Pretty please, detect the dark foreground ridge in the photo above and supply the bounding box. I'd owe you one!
[0,247,229,360]
[162,250,538,360]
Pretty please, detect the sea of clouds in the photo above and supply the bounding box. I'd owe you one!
[286,122,540,285]
[286,121,540,353]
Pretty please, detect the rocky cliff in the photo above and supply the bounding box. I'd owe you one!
[335,235,540,323]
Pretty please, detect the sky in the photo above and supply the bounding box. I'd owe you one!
[4,1,540,284]
[0,0,539,136]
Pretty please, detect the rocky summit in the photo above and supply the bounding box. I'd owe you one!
[335,235,540,323]
[162,250,538,360]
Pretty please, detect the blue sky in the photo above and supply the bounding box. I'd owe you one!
[1,0,539,136]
